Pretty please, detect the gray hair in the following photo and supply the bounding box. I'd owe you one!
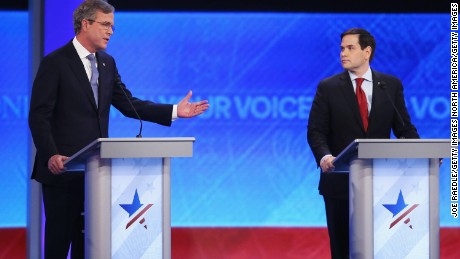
[73,0,115,34]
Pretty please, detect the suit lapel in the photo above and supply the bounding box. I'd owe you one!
[338,72,365,131]
[368,70,385,133]
[65,42,98,111]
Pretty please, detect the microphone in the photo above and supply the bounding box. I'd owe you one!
[378,81,406,138]
[116,76,143,138]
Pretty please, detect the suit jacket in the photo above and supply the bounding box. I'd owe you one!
[307,69,419,199]
[29,41,174,185]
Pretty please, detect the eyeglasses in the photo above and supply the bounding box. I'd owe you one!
[86,19,115,32]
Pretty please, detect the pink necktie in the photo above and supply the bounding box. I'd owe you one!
[355,78,368,132]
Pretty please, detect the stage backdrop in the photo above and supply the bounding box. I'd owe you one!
[0,12,454,230]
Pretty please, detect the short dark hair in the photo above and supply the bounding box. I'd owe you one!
[73,0,115,34]
[341,28,376,62]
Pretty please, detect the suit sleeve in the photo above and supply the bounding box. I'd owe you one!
[307,81,332,166]
[110,58,173,127]
[28,56,60,165]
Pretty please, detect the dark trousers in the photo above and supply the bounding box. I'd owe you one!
[41,175,85,259]
[323,196,349,259]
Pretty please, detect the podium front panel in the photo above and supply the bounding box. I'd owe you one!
[373,158,430,259]
[111,158,164,258]
[85,156,171,259]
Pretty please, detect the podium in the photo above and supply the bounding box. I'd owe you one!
[64,138,195,259]
[333,139,450,259]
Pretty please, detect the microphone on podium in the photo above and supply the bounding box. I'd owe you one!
[115,75,143,138]
[378,81,406,138]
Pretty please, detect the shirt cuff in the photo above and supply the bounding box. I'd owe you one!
[172,105,178,121]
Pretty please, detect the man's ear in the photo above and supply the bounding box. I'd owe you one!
[365,46,372,60]
[81,19,89,32]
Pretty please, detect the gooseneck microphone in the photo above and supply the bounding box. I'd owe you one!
[116,76,143,138]
[378,81,406,137]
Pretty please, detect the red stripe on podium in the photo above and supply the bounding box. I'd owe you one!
[125,203,153,229]
[389,204,419,229]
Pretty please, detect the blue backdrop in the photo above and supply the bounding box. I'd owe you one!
[0,11,455,227]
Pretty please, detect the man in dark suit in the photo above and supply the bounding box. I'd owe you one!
[28,0,209,258]
[307,28,419,259]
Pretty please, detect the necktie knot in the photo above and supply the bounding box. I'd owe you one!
[355,77,365,88]
[87,53,95,61]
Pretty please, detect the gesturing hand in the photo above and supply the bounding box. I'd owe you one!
[177,90,210,118]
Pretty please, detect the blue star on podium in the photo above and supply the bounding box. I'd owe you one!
[383,190,419,229]
[382,190,408,217]
[120,189,144,217]
[119,189,154,229]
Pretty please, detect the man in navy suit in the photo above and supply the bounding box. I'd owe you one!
[28,0,209,258]
[307,28,419,259]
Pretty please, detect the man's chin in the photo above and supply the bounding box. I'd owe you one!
[96,45,108,51]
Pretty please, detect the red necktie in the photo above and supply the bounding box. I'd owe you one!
[355,78,368,132]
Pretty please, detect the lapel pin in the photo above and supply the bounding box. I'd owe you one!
[102,62,105,66]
